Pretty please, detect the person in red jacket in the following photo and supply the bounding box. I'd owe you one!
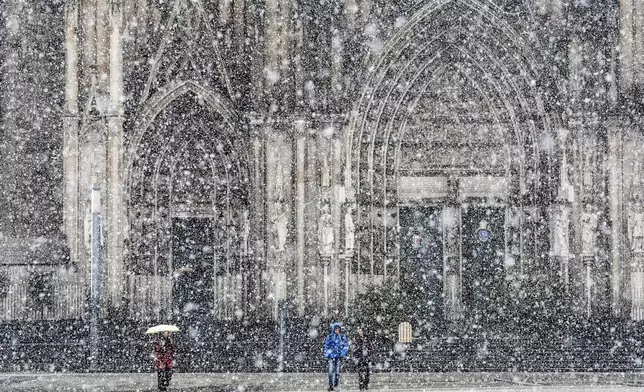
[154,331,175,391]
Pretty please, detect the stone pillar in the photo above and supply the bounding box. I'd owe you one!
[632,252,644,320]
[246,0,264,111]
[580,203,599,317]
[318,133,335,316]
[264,0,290,108]
[443,195,462,321]
[341,183,355,317]
[250,128,267,317]
[63,0,81,265]
[329,0,344,111]
[105,0,125,311]
[629,195,644,319]
[619,0,644,88]
[266,132,292,318]
[322,256,331,318]
[619,0,635,88]
[0,0,25,235]
[635,0,644,86]
[295,131,306,315]
[305,135,322,314]
[607,121,626,317]
[504,204,523,319]
[552,127,575,294]
[332,136,344,317]
[550,201,572,292]
[505,206,522,276]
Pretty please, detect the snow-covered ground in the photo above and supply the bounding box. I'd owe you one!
[3,372,644,392]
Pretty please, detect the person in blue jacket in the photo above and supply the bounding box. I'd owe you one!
[324,322,349,391]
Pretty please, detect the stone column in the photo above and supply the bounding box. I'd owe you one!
[550,201,572,292]
[629,195,644,319]
[619,0,644,88]
[250,125,267,317]
[295,130,306,316]
[341,191,354,317]
[619,0,635,88]
[318,133,335,316]
[105,0,126,311]
[580,203,599,317]
[632,250,644,320]
[305,135,322,314]
[264,0,290,109]
[443,187,462,321]
[246,0,264,111]
[0,1,27,236]
[332,136,344,316]
[551,128,575,295]
[505,206,521,276]
[607,121,626,317]
[266,131,292,318]
[329,0,344,111]
[633,0,644,86]
[63,0,81,265]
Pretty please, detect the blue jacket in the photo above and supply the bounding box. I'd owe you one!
[324,322,349,359]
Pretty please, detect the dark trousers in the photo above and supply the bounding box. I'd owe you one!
[357,360,370,390]
[328,357,342,387]
[157,368,173,391]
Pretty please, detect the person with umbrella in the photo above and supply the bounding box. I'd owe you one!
[147,325,179,391]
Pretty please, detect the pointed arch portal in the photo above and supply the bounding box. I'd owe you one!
[345,0,560,323]
[125,81,252,322]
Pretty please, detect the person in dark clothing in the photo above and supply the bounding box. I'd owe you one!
[154,331,176,391]
[324,322,349,391]
[353,327,372,390]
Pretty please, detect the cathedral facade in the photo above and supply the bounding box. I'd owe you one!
[0,0,643,329]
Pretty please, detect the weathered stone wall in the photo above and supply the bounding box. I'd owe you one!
[0,0,643,323]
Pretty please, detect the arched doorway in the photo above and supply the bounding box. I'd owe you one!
[125,82,252,323]
[345,0,560,327]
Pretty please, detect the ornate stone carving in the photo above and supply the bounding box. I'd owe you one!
[581,203,599,255]
[319,200,334,256]
[552,203,571,256]
[241,209,250,255]
[140,0,232,103]
[272,198,288,253]
[629,196,644,253]
[631,252,644,321]
[344,203,355,252]
[506,207,521,262]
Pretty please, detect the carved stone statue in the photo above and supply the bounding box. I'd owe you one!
[83,205,92,251]
[272,199,288,252]
[553,203,571,256]
[320,201,334,256]
[241,209,250,255]
[629,198,644,253]
[581,204,599,255]
[344,204,355,251]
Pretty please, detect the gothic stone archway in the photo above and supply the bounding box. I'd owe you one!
[344,0,561,324]
[125,81,256,322]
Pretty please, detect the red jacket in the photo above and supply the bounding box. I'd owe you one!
[154,337,175,370]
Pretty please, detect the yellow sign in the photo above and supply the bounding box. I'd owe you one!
[398,322,412,343]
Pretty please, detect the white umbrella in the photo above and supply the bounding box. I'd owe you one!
[145,324,180,334]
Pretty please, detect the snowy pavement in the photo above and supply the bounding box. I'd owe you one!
[2,372,644,392]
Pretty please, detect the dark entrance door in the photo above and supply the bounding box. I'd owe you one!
[399,207,443,325]
[461,206,505,327]
[172,218,214,323]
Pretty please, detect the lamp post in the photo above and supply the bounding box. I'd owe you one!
[89,183,101,371]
